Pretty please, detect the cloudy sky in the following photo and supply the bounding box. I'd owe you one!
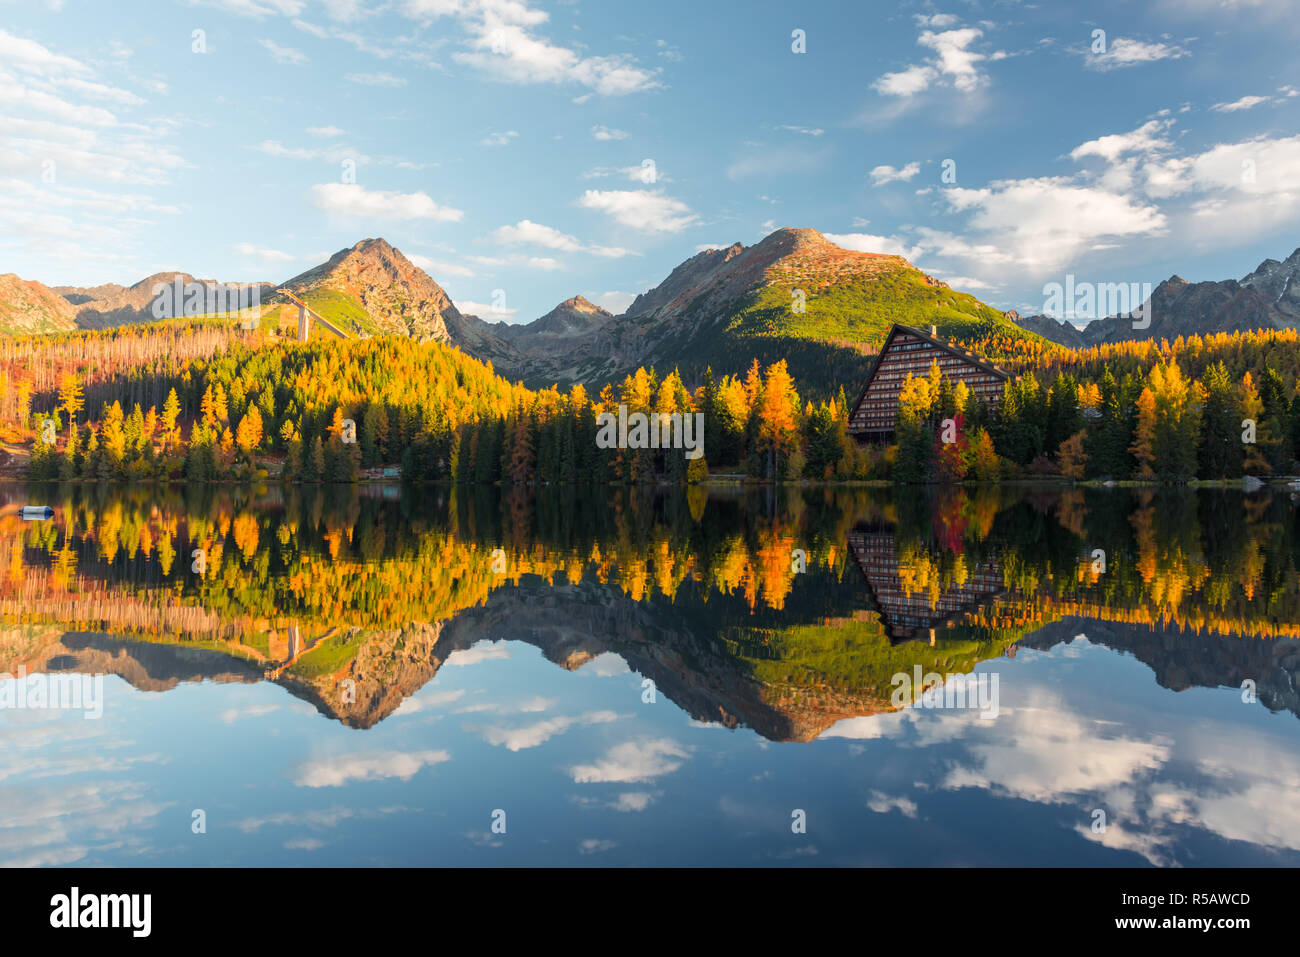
[2,0,1298,322]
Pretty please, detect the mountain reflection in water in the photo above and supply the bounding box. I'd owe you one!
[2,482,1298,866]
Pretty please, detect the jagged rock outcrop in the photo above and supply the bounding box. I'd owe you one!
[1006,310,1086,348]
[1015,246,1300,347]
[278,238,463,341]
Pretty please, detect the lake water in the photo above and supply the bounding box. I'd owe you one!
[2,481,1299,867]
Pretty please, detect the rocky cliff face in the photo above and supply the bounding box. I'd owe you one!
[1241,247,1300,318]
[623,243,746,320]
[0,274,77,334]
[1016,246,1300,347]
[627,227,908,323]
[1005,310,1086,348]
[280,238,465,341]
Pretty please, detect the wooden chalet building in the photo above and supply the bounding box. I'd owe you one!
[847,323,1010,442]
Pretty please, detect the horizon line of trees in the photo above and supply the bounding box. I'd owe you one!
[12,327,1300,486]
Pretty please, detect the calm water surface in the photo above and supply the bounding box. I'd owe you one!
[2,482,1299,866]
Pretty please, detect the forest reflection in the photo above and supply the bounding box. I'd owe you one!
[2,482,1298,740]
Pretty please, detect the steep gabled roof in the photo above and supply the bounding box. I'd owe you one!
[847,323,1011,431]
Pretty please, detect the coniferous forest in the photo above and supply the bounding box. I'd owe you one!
[7,322,1300,485]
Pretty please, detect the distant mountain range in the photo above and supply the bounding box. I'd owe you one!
[1011,247,1300,348]
[7,229,1298,390]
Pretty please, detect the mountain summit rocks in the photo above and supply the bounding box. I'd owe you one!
[278,238,465,341]
[1016,246,1300,347]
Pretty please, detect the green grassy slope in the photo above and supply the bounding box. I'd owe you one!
[612,267,1037,398]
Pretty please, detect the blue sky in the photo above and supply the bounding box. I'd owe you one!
[2,0,1298,324]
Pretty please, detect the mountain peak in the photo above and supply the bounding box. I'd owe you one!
[351,237,397,256]
[559,294,604,314]
[500,294,613,344]
[280,238,460,341]
[758,226,830,248]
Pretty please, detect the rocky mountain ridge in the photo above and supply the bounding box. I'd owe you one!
[1015,246,1300,347]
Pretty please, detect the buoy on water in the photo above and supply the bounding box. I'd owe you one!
[20,506,54,521]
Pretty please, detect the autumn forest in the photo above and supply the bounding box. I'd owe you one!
[6,320,1300,486]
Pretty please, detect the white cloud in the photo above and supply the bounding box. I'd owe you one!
[219,702,280,723]
[779,125,824,136]
[306,125,345,137]
[291,16,441,68]
[935,176,1167,270]
[873,23,1001,97]
[391,688,467,716]
[571,738,689,783]
[320,0,365,20]
[0,32,184,276]
[235,242,298,263]
[1085,37,1188,71]
[0,77,118,127]
[444,640,510,665]
[0,28,93,76]
[294,749,450,787]
[914,13,959,28]
[344,71,406,87]
[578,189,698,232]
[309,182,463,221]
[591,125,628,141]
[485,219,635,260]
[1139,134,1300,242]
[253,139,368,164]
[824,231,921,260]
[932,273,998,292]
[919,28,989,92]
[869,161,921,186]
[866,790,919,817]
[406,253,475,277]
[57,78,145,107]
[873,63,937,97]
[491,219,582,250]
[284,837,325,851]
[611,792,654,812]
[187,0,307,17]
[258,38,309,64]
[1210,94,1270,112]
[583,164,671,184]
[455,299,518,318]
[899,115,1300,286]
[1070,119,1172,164]
[480,130,518,146]
[588,244,634,258]
[480,710,619,751]
[402,0,660,96]
[589,290,634,314]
